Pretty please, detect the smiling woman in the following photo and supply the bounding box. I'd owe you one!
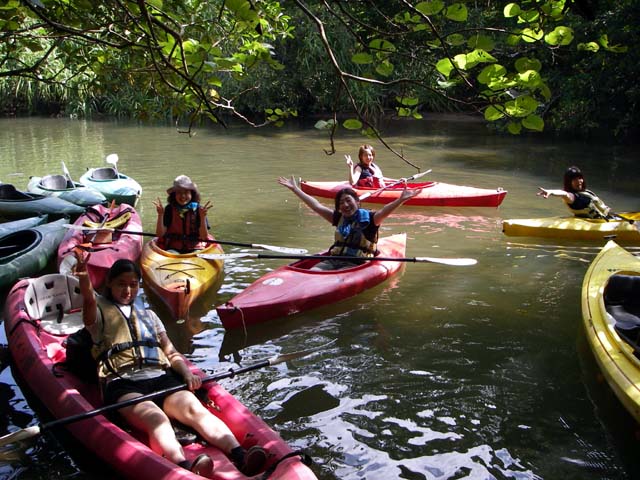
[277,175,421,271]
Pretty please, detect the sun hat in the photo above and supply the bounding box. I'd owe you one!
[167,175,199,197]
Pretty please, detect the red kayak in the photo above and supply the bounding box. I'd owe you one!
[57,203,143,291]
[217,233,407,330]
[300,180,507,207]
[3,273,317,480]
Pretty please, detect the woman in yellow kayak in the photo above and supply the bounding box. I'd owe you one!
[537,166,616,219]
[278,175,421,270]
[152,175,212,252]
[345,144,385,188]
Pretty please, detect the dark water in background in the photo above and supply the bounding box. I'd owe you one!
[0,116,639,479]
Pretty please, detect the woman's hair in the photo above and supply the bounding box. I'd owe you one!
[167,189,200,205]
[332,188,360,225]
[563,166,586,193]
[358,144,375,162]
[104,259,141,301]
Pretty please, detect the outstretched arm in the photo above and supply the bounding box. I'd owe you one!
[74,250,97,327]
[278,176,334,223]
[372,185,422,225]
[537,187,575,204]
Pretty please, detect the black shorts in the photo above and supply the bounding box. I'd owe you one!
[103,369,185,407]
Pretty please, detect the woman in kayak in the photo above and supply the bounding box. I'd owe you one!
[152,175,212,252]
[537,166,615,219]
[278,175,421,270]
[75,256,267,477]
[345,144,385,188]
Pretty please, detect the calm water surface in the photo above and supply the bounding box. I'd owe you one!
[0,117,639,479]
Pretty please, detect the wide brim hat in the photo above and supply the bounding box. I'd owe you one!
[167,175,199,196]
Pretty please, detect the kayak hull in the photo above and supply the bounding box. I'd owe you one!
[300,180,507,207]
[79,169,142,207]
[581,240,640,422]
[141,238,225,321]
[27,175,107,207]
[0,218,68,290]
[503,212,640,242]
[0,214,48,238]
[217,233,407,329]
[57,204,144,291]
[0,183,84,218]
[3,274,317,480]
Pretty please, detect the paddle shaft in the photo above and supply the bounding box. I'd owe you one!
[359,169,432,200]
[0,344,323,447]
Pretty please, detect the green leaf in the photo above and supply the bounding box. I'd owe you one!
[445,3,468,22]
[467,34,495,52]
[544,26,574,46]
[598,35,628,53]
[465,49,497,69]
[343,118,363,130]
[519,9,540,23]
[369,39,396,53]
[503,3,521,18]
[505,95,539,117]
[415,0,444,15]
[477,64,507,85]
[446,33,466,46]
[397,96,419,106]
[522,114,544,131]
[436,58,455,78]
[514,57,542,73]
[484,105,505,121]
[352,52,373,64]
[507,121,522,134]
[521,28,544,43]
[397,107,412,117]
[375,60,394,77]
[517,70,541,87]
[577,42,600,52]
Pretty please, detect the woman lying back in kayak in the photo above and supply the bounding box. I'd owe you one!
[537,166,616,219]
[75,256,266,477]
[278,175,421,270]
[345,144,385,188]
[153,175,212,252]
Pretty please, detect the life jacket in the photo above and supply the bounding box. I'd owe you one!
[356,164,383,189]
[157,203,203,252]
[329,209,378,257]
[93,296,170,380]
[568,190,611,219]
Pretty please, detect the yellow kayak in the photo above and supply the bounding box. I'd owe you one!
[581,240,640,422]
[140,238,224,322]
[503,212,640,242]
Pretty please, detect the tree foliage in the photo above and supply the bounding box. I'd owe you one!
[0,0,635,151]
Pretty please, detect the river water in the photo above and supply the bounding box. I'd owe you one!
[0,116,639,479]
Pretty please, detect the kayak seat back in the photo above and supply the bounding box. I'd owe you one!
[0,183,31,200]
[91,167,118,180]
[605,274,640,356]
[41,174,72,190]
[24,273,85,335]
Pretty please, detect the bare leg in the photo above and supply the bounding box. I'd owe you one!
[163,390,240,453]
[117,393,186,464]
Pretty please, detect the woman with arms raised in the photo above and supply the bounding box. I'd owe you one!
[278,175,421,270]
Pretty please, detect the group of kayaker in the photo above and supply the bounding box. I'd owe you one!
[62,152,618,478]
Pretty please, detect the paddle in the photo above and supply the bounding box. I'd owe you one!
[63,225,308,254]
[61,161,73,184]
[199,252,478,266]
[0,340,333,448]
[359,169,432,201]
[105,153,119,177]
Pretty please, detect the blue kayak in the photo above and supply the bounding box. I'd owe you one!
[0,183,84,219]
[27,174,106,207]
[0,215,48,238]
[79,167,142,207]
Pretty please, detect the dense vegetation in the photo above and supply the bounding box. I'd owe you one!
[0,0,637,146]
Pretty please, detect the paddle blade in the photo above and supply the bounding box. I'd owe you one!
[61,161,72,180]
[0,426,41,448]
[253,244,308,254]
[267,339,337,366]
[105,153,119,166]
[416,256,477,266]
[63,224,115,232]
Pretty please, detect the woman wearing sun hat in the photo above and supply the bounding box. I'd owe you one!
[153,175,213,252]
